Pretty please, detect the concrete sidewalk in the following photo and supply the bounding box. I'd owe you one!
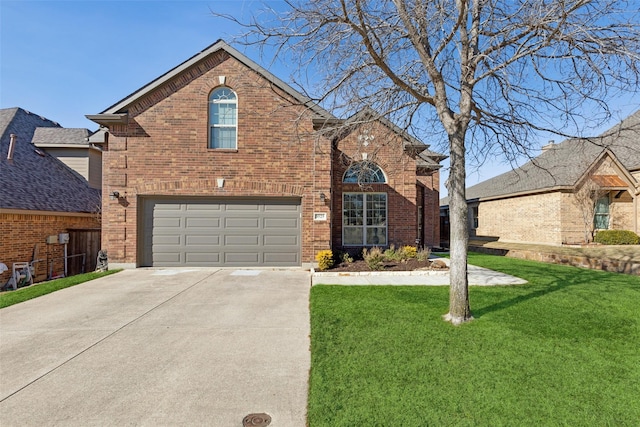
[0,269,310,427]
[312,258,528,286]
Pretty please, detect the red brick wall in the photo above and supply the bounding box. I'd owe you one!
[102,52,332,265]
[0,212,100,283]
[330,121,441,252]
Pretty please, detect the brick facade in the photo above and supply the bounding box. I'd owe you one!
[0,212,100,283]
[93,42,442,267]
[472,155,638,245]
[330,121,440,253]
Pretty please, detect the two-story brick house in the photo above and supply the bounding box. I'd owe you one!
[88,40,444,268]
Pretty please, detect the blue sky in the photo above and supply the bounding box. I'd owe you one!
[1,1,638,194]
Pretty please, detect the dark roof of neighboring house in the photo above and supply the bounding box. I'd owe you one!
[0,107,101,213]
[441,109,640,206]
[32,127,91,146]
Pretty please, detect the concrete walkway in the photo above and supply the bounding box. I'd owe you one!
[0,269,310,427]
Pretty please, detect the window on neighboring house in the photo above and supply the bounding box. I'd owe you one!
[472,206,479,229]
[343,162,386,183]
[594,195,610,229]
[343,193,387,246]
[209,87,237,149]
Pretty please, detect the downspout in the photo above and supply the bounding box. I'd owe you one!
[7,134,16,160]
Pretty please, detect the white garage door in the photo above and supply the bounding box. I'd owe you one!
[140,197,301,267]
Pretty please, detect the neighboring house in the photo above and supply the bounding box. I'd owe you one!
[32,127,103,189]
[87,39,445,268]
[440,109,640,245]
[0,108,102,284]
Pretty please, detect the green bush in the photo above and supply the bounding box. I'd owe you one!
[315,250,334,270]
[363,247,385,270]
[594,230,640,245]
[383,245,402,261]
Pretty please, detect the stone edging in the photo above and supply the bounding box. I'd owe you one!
[470,245,640,275]
[312,269,449,277]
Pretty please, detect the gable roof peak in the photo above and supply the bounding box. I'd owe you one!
[89,39,334,125]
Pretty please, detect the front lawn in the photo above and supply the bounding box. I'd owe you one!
[0,270,120,308]
[309,253,640,426]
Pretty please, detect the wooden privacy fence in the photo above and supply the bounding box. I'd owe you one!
[67,229,101,275]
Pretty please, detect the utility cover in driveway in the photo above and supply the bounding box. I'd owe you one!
[141,197,301,267]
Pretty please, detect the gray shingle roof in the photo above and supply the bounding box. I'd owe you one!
[0,108,101,213]
[32,127,90,145]
[444,109,640,204]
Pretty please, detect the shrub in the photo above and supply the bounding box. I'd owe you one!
[383,245,402,261]
[315,250,334,270]
[363,247,385,270]
[594,230,640,245]
[340,252,354,264]
[400,245,418,259]
[416,247,431,262]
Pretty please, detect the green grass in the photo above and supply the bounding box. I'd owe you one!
[309,253,640,426]
[0,270,121,308]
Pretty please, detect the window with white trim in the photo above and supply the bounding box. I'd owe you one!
[343,162,386,183]
[343,193,387,246]
[209,87,237,149]
[594,195,610,229]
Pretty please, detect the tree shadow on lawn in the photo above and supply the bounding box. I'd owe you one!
[470,263,639,318]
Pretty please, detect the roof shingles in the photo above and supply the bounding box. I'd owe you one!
[0,108,101,213]
[456,109,640,203]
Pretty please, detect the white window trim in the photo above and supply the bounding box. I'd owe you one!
[209,87,238,149]
[342,192,388,246]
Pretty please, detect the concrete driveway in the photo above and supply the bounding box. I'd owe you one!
[0,269,311,426]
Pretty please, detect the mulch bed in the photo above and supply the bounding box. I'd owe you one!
[326,258,449,272]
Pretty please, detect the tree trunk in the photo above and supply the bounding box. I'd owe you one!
[444,129,472,325]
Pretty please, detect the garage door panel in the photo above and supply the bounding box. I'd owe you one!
[154,235,182,245]
[264,218,299,229]
[186,235,220,245]
[225,235,259,245]
[185,252,221,263]
[154,217,181,227]
[225,203,261,212]
[186,217,221,227]
[264,253,299,264]
[186,203,222,211]
[154,253,182,263]
[264,235,298,246]
[143,198,300,267]
[225,252,260,263]
[225,217,260,228]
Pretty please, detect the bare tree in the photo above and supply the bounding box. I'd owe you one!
[573,178,608,243]
[219,0,640,324]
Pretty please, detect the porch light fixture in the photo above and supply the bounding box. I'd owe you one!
[109,191,120,200]
[320,192,326,202]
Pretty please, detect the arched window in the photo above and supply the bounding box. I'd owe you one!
[342,162,386,183]
[209,87,237,149]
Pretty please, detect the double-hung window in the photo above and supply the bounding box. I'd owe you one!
[343,193,387,246]
[209,88,237,149]
[594,195,610,229]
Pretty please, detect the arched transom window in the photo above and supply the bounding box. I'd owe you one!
[209,87,237,149]
[343,162,386,183]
